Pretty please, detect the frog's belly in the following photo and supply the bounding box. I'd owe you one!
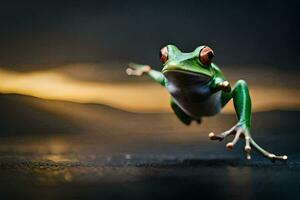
[164,70,222,118]
[167,83,222,118]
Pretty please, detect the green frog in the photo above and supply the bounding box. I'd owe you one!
[126,44,287,161]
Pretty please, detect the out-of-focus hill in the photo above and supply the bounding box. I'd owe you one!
[0,93,298,160]
[0,63,299,113]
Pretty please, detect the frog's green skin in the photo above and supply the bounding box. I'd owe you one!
[127,44,287,162]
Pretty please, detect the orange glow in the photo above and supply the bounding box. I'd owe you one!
[0,68,299,113]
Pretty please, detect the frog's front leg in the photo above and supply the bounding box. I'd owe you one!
[209,80,288,161]
[126,63,166,86]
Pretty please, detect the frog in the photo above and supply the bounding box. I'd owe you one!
[126,44,287,161]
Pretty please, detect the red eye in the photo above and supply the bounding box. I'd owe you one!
[159,46,168,64]
[199,46,214,66]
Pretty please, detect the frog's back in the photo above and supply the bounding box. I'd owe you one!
[164,70,222,118]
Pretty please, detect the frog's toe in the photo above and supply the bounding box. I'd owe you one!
[126,63,151,76]
[217,81,231,92]
[268,154,288,162]
[244,136,252,160]
[208,126,237,141]
[208,132,223,141]
[226,129,242,150]
[126,68,138,75]
[208,132,224,141]
[126,67,144,76]
[208,128,235,141]
[249,137,288,162]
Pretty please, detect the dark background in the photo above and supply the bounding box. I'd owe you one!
[0,1,299,200]
[0,0,299,69]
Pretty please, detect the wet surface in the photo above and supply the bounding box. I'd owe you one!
[0,94,299,200]
[0,155,299,200]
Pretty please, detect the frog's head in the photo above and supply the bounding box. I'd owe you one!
[161,45,215,84]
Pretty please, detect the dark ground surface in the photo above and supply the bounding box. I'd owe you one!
[0,94,299,200]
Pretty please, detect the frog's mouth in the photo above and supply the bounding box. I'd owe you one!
[163,69,212,86]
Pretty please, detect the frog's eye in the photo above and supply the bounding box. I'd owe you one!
[199,46,214,66]
[159,46,168,64]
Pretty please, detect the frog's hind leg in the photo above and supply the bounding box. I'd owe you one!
[209,80,287,161]
[170,98,200,125]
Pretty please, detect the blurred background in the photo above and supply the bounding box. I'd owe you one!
[0,0,299,200]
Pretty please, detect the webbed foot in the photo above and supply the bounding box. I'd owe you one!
[208,123,288,162]
[126,63,151,76]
